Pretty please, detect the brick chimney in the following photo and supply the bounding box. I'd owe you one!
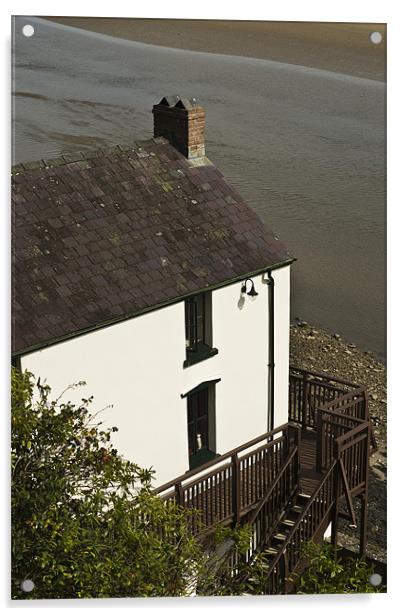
[152,96,205,160]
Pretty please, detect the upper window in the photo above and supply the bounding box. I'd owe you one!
[184,292,218,368]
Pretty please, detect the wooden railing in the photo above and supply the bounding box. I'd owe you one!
[289,366,358,430]
[323,387,368,420]
[259,373,375,594]
[335,422,371,501]
[316,387,376,471]
[246,435,300,562]
[289,367,375,472]
[154,423,291,534]
[316,407,364,471]
[264,417,372,594]
[265,460,337,594]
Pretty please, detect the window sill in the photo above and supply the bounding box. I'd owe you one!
[183,344,219,368]
[189,448,218,470]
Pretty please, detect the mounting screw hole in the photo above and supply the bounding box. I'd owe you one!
[369,573,382,586]
[369,31,382,45]
[22,25,35,38]
[21,579,35,592]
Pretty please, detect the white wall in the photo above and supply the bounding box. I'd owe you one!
[20,266,290,486]
[21,304,189,485]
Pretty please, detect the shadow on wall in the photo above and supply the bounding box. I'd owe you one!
[237,293,245,310]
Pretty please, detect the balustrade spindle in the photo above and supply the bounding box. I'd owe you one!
[231,453,241,525]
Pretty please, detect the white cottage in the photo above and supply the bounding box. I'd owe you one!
[12,98,374,589]
[12,96,293,484]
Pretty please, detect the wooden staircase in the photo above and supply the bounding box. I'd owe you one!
[154,366,376,595]
[240,368,376,594]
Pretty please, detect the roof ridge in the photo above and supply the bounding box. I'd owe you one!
[11,136,168,175]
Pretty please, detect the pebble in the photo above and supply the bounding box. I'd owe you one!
[333,333,341,340]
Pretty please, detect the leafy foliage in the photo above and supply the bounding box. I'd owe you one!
[295,541,386,594]
[196,523,271,596]
[11,368,211,599]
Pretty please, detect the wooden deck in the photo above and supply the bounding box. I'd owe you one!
[299,429,325,495]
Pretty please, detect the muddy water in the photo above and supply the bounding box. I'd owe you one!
[12,17,386,359]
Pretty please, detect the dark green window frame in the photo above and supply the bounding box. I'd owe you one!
[184,292,218,368]
[181,379,220,470]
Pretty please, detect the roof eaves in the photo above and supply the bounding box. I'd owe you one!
[13,257,295,359]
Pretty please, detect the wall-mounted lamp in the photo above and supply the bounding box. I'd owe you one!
[241,278,259,301]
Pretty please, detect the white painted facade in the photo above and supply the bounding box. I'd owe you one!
[20,266,290,486]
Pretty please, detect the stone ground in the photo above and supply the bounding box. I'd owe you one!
[289,320,387,563]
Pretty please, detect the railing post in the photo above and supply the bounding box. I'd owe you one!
[359,425,370,557]
[295,423,302,453]
[231,453,241,526]
[302,371,308,431]
[283,426,290,461]
[282,552,290,594]
[362,388,369,422]
[287,424,301,484]
[331,441,340,552]
[175,481,184,507]
[287,423,301,451]
[316,410,323,472]
[363,388,377,451]
[359,495,368,558]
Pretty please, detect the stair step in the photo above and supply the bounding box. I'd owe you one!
[281,518,296,527]
[273,533,287,542]
[265,547,279,555]
[298,493,311,500]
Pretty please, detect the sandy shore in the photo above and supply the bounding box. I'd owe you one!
[42,18,386,81]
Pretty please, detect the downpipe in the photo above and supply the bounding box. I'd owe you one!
[263,271,275,432]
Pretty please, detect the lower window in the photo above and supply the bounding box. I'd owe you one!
[184,380,219,470]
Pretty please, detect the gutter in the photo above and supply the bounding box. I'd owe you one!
[13,258,294,359]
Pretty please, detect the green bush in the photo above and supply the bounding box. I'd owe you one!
[295,541,386,594]
[11,368,211,599]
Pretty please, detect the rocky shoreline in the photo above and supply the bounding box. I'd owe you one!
[290,320,387,563]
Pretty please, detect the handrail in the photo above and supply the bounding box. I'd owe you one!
[154,422,289,495]
[323,387,367,415]
[267,459,337,580]
[315,381,372,471]
[265,413,372,592]
[288,367,361,431]
[249,445,299,528]
[317,406,364,425]
[289,365,360,389]
[236,444,300,579]
[335,420,371,445]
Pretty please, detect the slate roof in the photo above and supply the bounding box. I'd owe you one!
[12,137,293,355]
